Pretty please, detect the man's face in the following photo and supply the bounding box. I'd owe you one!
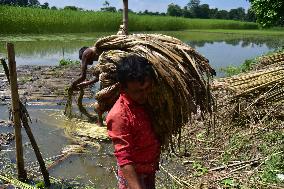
[125,77,153,105]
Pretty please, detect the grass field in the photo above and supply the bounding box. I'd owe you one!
[0,5,258,34]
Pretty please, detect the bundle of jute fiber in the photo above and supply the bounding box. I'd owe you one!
[74,34,215,148]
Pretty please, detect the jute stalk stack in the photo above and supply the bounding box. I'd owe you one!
[253,51,284,70]
[216,50,284,105]
[69,34,214,149]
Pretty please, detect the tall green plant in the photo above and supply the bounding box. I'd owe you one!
[0,5,258,34]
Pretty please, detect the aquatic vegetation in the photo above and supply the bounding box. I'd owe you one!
[59,59,80,66]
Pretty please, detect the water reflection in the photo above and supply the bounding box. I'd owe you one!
[0,32,283,73]
[190,41,273,69]
[188,37,283,49]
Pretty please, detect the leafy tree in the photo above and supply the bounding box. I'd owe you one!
[0,0,17,5]
[101,0,116,12]
[40,2,49,9]
[245,8,256,22]
[64,6,79,11]
[167,3,182,17]
[103,0,109,7]
[50,6,57,10]
[17,0,28,6]
[187,0,200,9]
[182,6,193,18]
[198,4,210,18]
[186,0,201,18]
[101,6,116,12]
[249,0,284,27]
[28,0,39,6]
[209,8,218,19]
[0,0,39,6]
[229,7,245,20]
[216,10,229,19]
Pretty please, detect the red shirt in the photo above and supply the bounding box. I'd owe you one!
[106,92,161,174]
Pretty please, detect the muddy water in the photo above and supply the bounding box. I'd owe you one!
[0,31,283,187]
[0,105,117,188]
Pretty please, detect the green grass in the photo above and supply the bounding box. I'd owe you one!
[0,5,258,34]
[59,58,80,66]
[220,58,257,77]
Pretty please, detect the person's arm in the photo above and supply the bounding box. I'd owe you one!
[120,164,142,189]
[76,77,99,88]
[71,48,96,90]
[106,112,142,189]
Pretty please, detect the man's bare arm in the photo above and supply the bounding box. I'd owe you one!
[76,77,99,88]
[71,48,96,90]
[120,164,142,189]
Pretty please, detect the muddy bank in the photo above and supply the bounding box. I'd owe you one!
[0,64,95,104]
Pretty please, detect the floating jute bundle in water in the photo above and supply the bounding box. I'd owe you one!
[70,34,215,149]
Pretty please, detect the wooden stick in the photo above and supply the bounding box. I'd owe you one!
[0,58,10,84]
[21,107,51,187]
[123,0,128,35]
[160,165,192,188]
[229,161,258,173]
[6,43,27,181]
[209,158,260,172]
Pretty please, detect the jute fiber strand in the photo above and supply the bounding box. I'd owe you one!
[76,34,214,149]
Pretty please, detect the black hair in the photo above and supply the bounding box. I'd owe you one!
[116,54,155,86]
[79,46,89,60]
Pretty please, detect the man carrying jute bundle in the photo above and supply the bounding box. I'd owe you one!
[72,34,213,188]
[106,54,161,189]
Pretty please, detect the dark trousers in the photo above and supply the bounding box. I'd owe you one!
[118,170,156,189]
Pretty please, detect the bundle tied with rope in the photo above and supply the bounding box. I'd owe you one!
[67,34,215,149]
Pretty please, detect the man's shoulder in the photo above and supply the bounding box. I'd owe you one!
[106,97,129,120]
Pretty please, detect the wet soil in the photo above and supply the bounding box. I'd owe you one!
[1,64,283,188]
[0,64,94,104]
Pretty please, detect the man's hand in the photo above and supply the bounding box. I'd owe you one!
[76,78,98,88]
[120,164,142,189]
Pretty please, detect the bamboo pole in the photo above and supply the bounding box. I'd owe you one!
[21,108,51,187]
[7,42,27,181]
[2,57,50,186]
[123,0,128,35]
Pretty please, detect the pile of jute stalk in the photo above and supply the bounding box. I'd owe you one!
[218,66,284,103]
[253,51,284,70]
[66,34,215,149]
[217,50,284,105]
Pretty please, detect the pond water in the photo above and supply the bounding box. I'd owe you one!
[0,105,117,188]
[0,31,283,76]
[0,31,283,187]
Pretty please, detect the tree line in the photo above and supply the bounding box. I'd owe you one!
[0,0,82,10]
[167,0,256,22]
